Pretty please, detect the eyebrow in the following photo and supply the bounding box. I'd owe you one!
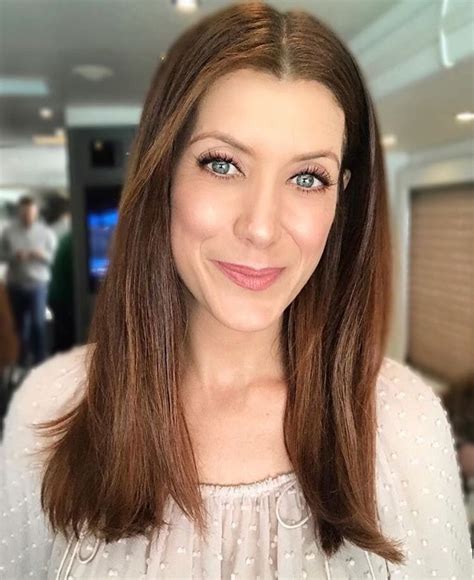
[188,131,341,169]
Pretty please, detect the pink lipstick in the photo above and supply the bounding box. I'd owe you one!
[213,261,284,291]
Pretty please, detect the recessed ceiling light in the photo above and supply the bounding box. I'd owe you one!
[39,107,53,119]
[72,65,114,82]
[382,134,397,147]
[173,0,199,13]
[456,111,474,123]
[0,77,49,96]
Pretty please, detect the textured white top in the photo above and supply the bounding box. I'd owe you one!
[1,346,472,579]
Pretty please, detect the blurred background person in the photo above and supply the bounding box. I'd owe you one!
[41,192,75,353]
[0,280,19,437]
[0,196,56,371]
[443,375,474,548]
[43,193,72,242]
[48,230,75,353]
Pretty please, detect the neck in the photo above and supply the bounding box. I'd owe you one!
[182,305,285,393]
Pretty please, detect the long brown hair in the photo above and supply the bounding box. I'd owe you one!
[39,2,403,564]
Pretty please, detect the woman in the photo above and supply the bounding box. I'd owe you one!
[1,3,471,578]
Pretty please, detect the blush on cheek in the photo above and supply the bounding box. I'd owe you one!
[191,201,224,235]
[292,210,335,256]
[173,189,220,232]
[171,185,235,261]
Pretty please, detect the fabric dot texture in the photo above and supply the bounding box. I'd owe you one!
[1,347,472,579]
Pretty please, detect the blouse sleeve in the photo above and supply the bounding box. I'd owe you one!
[0,348,86,579]
[377,359,473,578]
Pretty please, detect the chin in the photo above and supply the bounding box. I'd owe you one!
[209,299,284,334]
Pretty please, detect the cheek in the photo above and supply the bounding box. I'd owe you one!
[290,203,336,262]
[170,182,230,254]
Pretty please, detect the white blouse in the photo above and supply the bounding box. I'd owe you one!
[1,346,472,579]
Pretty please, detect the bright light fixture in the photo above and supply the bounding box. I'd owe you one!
[0,77,48,96]
[173,0,199,13]
[382,134,397,147]
[39,107,53,119]
[0,189,29,202]
[32,131,66,146]
[72,64,114,81]
[456,111,474,123]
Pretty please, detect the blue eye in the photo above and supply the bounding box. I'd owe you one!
[290,168,332,193]
[197,151,333,193]
[211,160,231,175]
[295,174,319,189]
[197,153,241,178]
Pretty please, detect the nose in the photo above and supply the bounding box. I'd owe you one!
[233,180,282,249]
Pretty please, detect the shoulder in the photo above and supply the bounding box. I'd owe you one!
[375,357,452,464]
[375,359,472,573]
[1,347,91,575]
[376,357,445,429]
[3,345,91,451]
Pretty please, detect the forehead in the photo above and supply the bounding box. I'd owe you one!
[192,69,345,158]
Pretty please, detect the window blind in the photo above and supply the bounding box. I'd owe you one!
[407,183,474,384]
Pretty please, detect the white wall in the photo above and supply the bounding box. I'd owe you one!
[0,146,67,190]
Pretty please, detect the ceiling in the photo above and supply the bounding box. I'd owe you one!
[0,0,472,157]
[0,0,399,144]
[377,56,474,152]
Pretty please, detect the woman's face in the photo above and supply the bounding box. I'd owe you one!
[171,69,346,333]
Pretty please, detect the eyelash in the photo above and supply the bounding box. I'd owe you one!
[196,150,335,194]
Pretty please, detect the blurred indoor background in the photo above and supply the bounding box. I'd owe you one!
[0,0,473,545]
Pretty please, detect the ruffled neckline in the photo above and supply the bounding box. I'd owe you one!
[198,471,297,498]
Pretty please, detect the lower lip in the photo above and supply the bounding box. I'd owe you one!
[214,261,284,291]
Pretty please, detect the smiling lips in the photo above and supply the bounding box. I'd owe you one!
[214,261,284,291]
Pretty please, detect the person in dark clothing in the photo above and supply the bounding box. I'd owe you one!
[48,231,75,353]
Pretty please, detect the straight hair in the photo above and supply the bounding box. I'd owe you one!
[39,2,404,564]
